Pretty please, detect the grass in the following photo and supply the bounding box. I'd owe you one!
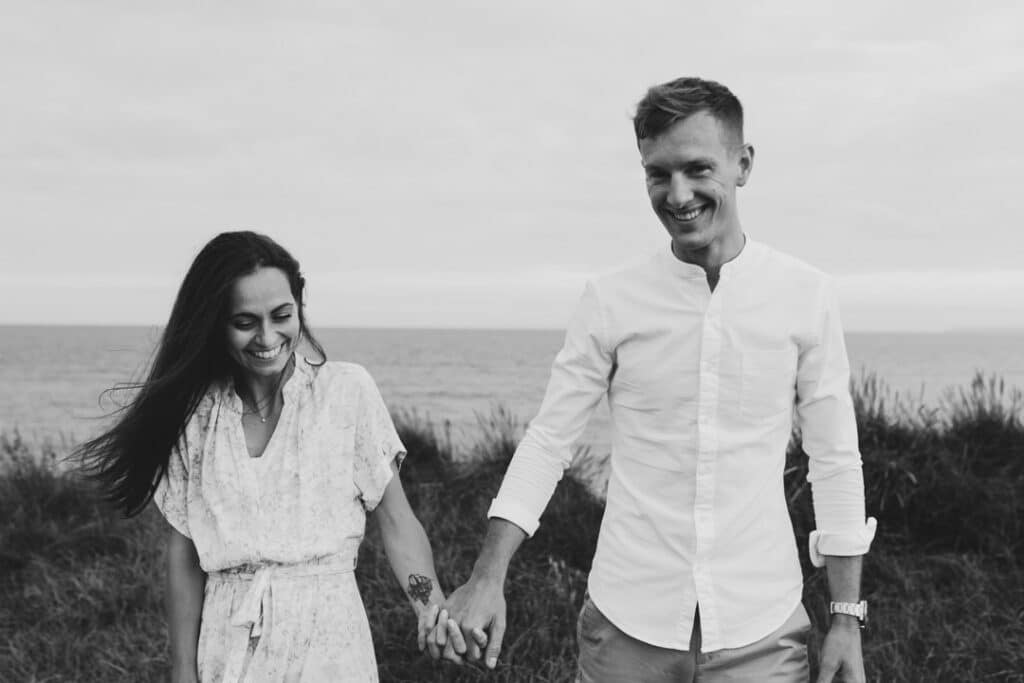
[2,372,1023,682]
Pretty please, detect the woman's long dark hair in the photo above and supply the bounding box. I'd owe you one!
[75,231,326,516]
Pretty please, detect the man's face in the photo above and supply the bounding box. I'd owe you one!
[639,111,753,258]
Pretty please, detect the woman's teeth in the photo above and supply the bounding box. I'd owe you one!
[248,344,285,360]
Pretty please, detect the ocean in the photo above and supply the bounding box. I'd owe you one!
[2,325,1023,452]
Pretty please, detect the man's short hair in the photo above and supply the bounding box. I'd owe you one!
[633,77,744,145]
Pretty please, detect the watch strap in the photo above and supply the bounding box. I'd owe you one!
[829,600,868,628]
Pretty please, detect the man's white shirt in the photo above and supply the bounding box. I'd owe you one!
[488,237,875,652]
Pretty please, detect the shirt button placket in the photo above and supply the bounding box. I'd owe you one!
[693,291,723,646]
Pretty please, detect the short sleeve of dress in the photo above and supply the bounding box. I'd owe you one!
[352,367,406,511]
[152,438,191,538]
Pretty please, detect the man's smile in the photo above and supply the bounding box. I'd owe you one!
[666,202,709,224]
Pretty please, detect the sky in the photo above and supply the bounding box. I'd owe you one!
[2,1,1022,331]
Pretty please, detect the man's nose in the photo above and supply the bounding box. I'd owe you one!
[666,173,694,207]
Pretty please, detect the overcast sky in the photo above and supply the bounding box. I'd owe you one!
[2,1,1022,331]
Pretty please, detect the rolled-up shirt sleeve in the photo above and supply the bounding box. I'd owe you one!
[488,281,613,536]
[796,278,876,559]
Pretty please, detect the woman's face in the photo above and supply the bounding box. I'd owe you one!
[224,266,301,380]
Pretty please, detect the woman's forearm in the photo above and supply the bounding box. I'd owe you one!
[375,466,444,613]
[380,510,444,610]
[166,526,205,680]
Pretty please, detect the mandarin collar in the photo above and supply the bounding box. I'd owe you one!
[220,352,311,413]
[660,234,756,280]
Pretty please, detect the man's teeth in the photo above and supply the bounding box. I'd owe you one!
[249,344,284,360]
[673,206,704,221]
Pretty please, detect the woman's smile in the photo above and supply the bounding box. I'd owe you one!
[246,342,288,362]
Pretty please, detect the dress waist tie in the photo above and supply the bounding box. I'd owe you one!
[209,549,358,683]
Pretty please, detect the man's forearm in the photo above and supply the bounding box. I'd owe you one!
[824,554,862,601]
[824,554,863,627]
[470,517,528,584]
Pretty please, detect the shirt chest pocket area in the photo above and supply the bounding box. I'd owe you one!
[740,347,798,421]
[609,376,695,436]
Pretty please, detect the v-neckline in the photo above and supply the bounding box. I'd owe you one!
[234,387,292,462]
[231,355,300,460]
[241,408,285,460]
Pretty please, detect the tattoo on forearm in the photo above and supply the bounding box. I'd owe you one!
[408,574,433,605]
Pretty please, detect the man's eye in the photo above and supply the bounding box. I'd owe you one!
[646,171,667,182]
[691,166,712,176]
[273,314,292,322]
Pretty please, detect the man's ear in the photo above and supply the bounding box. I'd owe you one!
[736,144,755,187]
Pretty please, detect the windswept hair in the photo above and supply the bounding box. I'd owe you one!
[75,231,326,516]
[633,76,744,144]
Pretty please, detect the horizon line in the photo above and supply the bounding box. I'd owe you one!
[3,321,1024,335]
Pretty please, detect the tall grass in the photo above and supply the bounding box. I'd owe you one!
[2,373,1023,682]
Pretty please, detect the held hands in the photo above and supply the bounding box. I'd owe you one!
[816,616,865,683]
[427,575,507,668]
[416,598,473,663]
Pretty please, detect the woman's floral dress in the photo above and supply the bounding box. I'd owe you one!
[154,357,405,682]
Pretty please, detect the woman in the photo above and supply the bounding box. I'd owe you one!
[77,231,445,682]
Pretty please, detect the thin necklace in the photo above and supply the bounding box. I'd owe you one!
[244,410,269,424]
[240,385,279,423]
[238,353,294,424]
[241,397,273,423]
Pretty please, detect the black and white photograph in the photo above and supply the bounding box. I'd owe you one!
[2,2,1022,682]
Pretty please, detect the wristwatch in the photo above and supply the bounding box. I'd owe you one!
[829,600,868,629]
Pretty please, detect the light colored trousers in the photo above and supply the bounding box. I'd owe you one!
[576,597,810,682]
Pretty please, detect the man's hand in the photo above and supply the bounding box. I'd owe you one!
[431,575,507,669]
[429,518,525,667]
[816,616,865,683]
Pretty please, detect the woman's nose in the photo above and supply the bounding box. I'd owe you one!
[256,319,272,343]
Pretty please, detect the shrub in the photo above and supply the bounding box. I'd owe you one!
[3,381,1024,682]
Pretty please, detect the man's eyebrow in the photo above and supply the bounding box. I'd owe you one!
[643,157,716,171]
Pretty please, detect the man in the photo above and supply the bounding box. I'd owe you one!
[433,77,876,682]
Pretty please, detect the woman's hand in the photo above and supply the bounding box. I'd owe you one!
[418,602,441,653]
